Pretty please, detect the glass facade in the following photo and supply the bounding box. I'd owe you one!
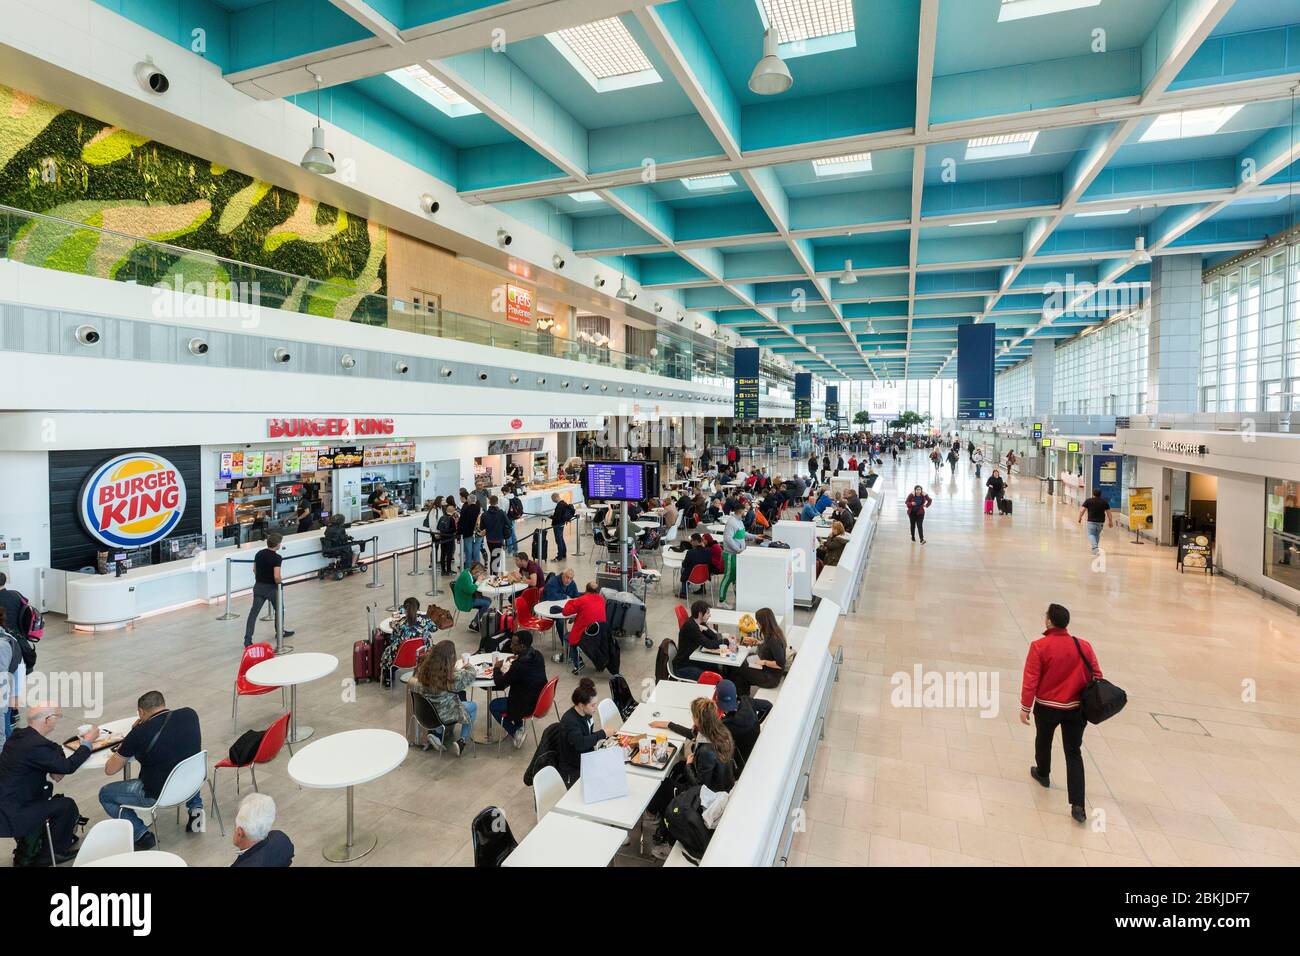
[1053,309,1149,416]
[1265,477,1300,591]
[1200,246,1295,413]
[822,379,957,426]
[996,361,1033,420]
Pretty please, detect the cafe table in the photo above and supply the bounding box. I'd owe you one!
[77,716,138,779]
[81,850,187,867]
[554,770,661,831]
[466,652,506,744]
[246,652,339,744]
[477,578,526,611]
[503,813,626,868]
[647,679,714,709]
[616,702,692,780]
[287,728,408,863]
[535,603,576,662]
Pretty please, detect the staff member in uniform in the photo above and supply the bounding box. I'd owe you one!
[367,481,391,511]
[242,532,293,647]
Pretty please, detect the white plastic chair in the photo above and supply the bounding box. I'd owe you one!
[73,819,135,867]
[532,765,567,821]
[117,750,224,844]
[597,698,621,733]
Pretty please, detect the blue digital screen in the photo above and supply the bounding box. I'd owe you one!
[794,373,812,421]
[734,347,760,420]
[583,462,646,502]
[957,323,995,420]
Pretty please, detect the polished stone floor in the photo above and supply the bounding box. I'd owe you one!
[790,448,1300,867]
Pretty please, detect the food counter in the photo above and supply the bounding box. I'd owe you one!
[501,482,584,516]
[62,511,432,629]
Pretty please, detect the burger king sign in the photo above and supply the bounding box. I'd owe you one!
[79,453,188,548]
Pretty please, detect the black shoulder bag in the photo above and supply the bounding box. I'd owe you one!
[1070,636,1127,724]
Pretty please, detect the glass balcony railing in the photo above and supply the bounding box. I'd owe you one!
[0,203,731,386]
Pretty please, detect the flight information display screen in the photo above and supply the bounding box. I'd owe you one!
[583,461,647,502]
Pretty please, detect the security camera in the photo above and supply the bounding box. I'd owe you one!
[509,374,520,384]
[496,229,512,247]
[74,324,101,346]
[272,347,291,364]
[187,337,208,356]
[478,371,489,381]
[552,254,565,269]
[595,276,606,288]
[440,367,453,377]
[134,60,169,95]
[394,360,410,374]
[340,354,356,369]
[419,193,439,215]
[582,383,590,390]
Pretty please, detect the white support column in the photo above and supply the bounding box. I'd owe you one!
[1146,254,1203,415]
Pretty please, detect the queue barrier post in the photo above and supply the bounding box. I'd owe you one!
[426,551,442,597]
[216,557,238,621]
[387,551,401,612]
[366,536,383,590]
[274,580,293,655]
[407,528,425,576]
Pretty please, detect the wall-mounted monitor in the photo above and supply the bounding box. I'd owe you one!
[582,460,658,502]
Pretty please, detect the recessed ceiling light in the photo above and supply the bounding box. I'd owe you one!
[570,191,601,203]
[965,131,1039,160]
[1075,207,1132,218]
[950,219,999,227]
[683,174,736,191]
[998,0,1101,21]
[554,18,654,79]
[813,152,872,176]
[757,0,855,44]
[1139,105,1243,143]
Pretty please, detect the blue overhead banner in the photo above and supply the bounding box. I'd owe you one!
[824,385,839,424]
[957,323,995,420]
[794,373,812,422]
[733,347,760,420]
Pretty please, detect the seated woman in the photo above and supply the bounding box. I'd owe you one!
[379,597,437,685]
[645,697,738,859]
[555,677,611,785]
[452,562,493,630]
[408,640,477,756]
[730,607,788,699]
[817,520,849,568]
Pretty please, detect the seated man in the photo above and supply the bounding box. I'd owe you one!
[99,690,203,850]
[541,568,579,643]
[489,630,548,749]
[0,702,99,866]
[561,582,607,676]
[509,551,544,591]
[231,793,294,867]
[321,514,359,570]
[814,490,834,514]
[672,600,724,681]
[799,494,819,522]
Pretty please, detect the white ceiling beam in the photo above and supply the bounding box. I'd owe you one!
[326,0,406,47]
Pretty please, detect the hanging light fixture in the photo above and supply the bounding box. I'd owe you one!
[748,28,792,96]
[839,259,857,284]
[1128,235,1151,266]
[615,254,633,300]
[300,74,336,174]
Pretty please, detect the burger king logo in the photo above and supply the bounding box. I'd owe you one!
[79,453,187,548]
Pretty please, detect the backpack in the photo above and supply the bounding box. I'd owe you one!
[1,630,20,677]
[18,600,43,642]
[4,626,35,670]
[228,728,265,765]
[662,785,713,862]
[507,496,524,521]
[523,723,563,787]
[608,674,637,719]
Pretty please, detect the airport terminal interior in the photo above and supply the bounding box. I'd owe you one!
[2,0,1300,873]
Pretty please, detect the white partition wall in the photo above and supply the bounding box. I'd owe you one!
[735,546,795,624]
[772,520,817,607]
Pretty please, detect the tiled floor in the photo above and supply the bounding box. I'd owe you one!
[789,449,1300,867]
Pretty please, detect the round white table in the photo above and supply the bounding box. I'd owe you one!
[535,603,576,663]
[478,579,526,611]
[82,849,188,867]
[246,652,339,744]
[705,523,726,534]
[76,716,137,777]
[287,728,408,863]
[465,653,503,744]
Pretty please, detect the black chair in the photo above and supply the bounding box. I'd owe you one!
[409,691,474,759]
[471,806,517,867]
[608,673,637,719]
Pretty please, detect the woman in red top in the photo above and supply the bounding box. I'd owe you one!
[904,486,932,544]
[1019,603,1102,823]
[561,582,606,675]
[701,534,725,575]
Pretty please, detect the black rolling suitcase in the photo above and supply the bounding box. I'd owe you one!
[531,526,549,561]
[998,498,1013,515]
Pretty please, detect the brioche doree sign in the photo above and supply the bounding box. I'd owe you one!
[79,453,187,548]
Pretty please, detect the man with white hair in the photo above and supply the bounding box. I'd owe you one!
[0,702,99,865]
[230,792,294,867]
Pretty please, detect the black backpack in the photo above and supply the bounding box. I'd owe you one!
[508,496,524,521]
[662,785,712,862]
[228,728,265,765]
[523,723,563,786]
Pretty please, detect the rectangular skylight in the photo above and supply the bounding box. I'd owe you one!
[403,65,466,105]
[570,192,602,203]
[683,174,737,191]
[813,152,872,176]
[759,0,854,43]
[951,219,999,227]
[1075,207,1131,218]
[554,18,653,79]
[965,131,1039,160]
[998,0,1102,22]
[387,65,480,117]
[1139,105,1243,143]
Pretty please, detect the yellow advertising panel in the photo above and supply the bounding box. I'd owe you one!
[1129,487,1153,532]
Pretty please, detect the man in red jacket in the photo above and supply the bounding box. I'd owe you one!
[562,582,606,676]
[1020,603,1101,824]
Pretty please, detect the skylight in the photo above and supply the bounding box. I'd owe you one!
[547,18,661,92]
[813,152,872,176]
[950,219,999,227]
[756,0,856,57]
[1075,208,1131,218]
[998,0,1102,22]
[387,65,480,117]
[683,174,737,191]
[1139,105,1243,143]
[965,131,1039,160]
[569,192,602,203]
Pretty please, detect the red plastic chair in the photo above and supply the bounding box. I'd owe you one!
[507,675,561,751]
[674,605,689,629]
[388,637,426,690]
[685,564,713,602]
[232,643,284,732]
[697,671,723,687]
[213,712,291,796]
[515,587,551,632]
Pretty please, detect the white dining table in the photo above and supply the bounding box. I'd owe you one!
[246,652,339,744]
[74,716,137,777]
[691,644,751,668]
[503,812,626,867]
[616,702,692,779]
[535,603,575,661]
[465,652,510,743]
[287,728,408,862]
[647,679,715,709]
[553,771,662,830]
[81,850,188,868]
[478,579,526,610]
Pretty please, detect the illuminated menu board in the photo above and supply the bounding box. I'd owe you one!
[794,373,812,422]
[733,347,760,420]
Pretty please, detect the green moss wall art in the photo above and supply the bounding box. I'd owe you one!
[0,84,387,322]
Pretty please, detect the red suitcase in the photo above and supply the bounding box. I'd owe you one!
[352,639,373,683]
[983,498,994,515]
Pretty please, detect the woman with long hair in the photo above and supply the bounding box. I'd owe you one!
[408,640,477,755]
[380,596,436,687]
[817,519,849,568]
